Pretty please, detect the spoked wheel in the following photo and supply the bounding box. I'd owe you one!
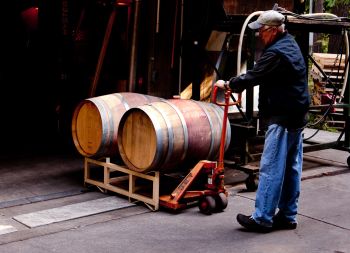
[199,196,216,215]
[215,192,228,212]
[347,156,350,168]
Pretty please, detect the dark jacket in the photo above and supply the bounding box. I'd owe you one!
[229,32,310,129]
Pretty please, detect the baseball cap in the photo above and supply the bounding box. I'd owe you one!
[248,10,285,30]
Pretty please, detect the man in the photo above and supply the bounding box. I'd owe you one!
[216,10,310,233]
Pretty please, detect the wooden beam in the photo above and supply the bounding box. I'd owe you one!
[286,16,350,34]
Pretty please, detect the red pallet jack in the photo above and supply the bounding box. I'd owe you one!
[159,86,239,214]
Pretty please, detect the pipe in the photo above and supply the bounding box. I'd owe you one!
[89,6,117,97]
[339,30,349,103]
[171,0,179,69]
[301,13,341,20]
[128,0,142,92]
[156,0,160,33]
[178,0,184,95]
[309,0,314,54]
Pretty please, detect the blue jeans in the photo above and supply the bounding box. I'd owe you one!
[252,124,303,227]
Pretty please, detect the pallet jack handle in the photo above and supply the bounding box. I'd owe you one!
[212,86,239,170]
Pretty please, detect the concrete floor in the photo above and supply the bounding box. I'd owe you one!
[0,128,349,252]
[0,155,348,252]
[0,153,85,208]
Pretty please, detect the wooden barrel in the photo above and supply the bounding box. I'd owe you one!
[71,92,161,157]
[117,99,231,173]
[168,99,231,160]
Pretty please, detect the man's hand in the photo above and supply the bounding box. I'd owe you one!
[215,80,229,90]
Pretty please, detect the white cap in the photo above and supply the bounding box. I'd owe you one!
[248,10,285,30]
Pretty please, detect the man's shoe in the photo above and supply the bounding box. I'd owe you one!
[236,214,273,233]
[272,213,297,230]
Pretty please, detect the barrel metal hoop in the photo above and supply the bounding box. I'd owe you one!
[113,93,130,110]
[151,103,175,166]
[163,100,189,161]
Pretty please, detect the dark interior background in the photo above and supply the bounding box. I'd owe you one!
[0,0,299,155]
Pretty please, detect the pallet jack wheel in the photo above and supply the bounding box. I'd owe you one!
[245,175,258,192]
[199,196,216,215]
[347,156,350,168]
[215,193,228,212]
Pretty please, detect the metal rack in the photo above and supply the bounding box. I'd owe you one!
[221,15,350,190]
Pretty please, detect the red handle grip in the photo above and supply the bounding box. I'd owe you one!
[213,86,240,107]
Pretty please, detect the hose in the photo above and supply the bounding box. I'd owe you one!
[286,12,349,102]
[237,11,263,78]
[235,11,263,114]
[237,11,349,104]
[236,9,349,140]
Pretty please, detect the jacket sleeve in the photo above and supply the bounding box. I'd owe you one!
[228,51,281,91]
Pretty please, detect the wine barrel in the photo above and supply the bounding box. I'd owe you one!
[168,99,231,160]
[117,99,231,173]
[71,92,161,157]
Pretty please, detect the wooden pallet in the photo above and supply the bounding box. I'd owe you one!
[84,157,160,211]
